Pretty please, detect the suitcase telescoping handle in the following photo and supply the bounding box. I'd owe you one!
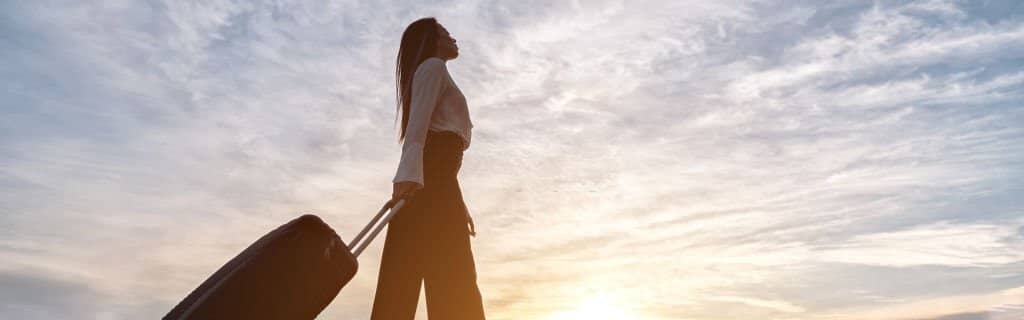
[347,197,409,258]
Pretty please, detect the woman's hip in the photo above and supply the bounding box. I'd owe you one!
[389,177,470,239]
[390,131,469,234]
[423,130,465,182]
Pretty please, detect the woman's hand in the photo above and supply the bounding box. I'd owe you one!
[392,181,420,203]
[466,211,476,237]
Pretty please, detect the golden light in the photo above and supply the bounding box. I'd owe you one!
[546,293,640,320]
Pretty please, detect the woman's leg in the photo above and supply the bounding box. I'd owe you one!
[405,131,484,319]
[422,182,486,320]
[370,215,424,320]
[423,232,486,320]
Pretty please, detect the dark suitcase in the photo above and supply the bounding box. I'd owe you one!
[164,198,410,320]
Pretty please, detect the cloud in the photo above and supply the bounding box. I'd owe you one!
[833,286,1024,320]
[921,311,990,320]
[818,221,1024,267]
[0,270,99,319]
[706,295,806,313]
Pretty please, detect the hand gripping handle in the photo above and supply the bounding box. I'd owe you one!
[347,197,409,258]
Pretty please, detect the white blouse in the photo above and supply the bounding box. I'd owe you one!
[392,57,473,188]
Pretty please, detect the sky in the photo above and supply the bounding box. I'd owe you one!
[2,0,1023,319]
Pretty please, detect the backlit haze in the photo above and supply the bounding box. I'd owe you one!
[2,1,1023,319]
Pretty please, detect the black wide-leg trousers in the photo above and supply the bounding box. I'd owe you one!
[371,130,486,320]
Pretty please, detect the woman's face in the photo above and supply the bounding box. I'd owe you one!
[435,23,458,60]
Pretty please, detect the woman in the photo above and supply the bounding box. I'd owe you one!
[371,17,486,320]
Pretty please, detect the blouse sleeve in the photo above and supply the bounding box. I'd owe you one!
[392,58,448,189]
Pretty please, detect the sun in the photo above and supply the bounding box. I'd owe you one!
[546,293,639,320]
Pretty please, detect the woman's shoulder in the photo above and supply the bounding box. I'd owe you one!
[423,56,446,65]
[416,57,448,75]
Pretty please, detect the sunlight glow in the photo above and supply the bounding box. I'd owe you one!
[546,293,640,320]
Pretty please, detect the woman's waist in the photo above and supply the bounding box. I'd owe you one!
[423,130,465,178]
[425,130,467,151]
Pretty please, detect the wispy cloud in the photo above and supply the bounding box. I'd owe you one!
[819,221,1024,267]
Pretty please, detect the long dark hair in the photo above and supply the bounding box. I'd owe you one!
[395,17,440,143]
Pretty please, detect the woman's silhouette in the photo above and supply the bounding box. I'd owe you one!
[371,17,486,320]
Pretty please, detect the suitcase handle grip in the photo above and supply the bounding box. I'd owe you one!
[348,197,408,258]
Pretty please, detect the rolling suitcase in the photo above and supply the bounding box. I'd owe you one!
[163,198,410,320]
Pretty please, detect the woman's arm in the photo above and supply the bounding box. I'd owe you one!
[393,58,448,191]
